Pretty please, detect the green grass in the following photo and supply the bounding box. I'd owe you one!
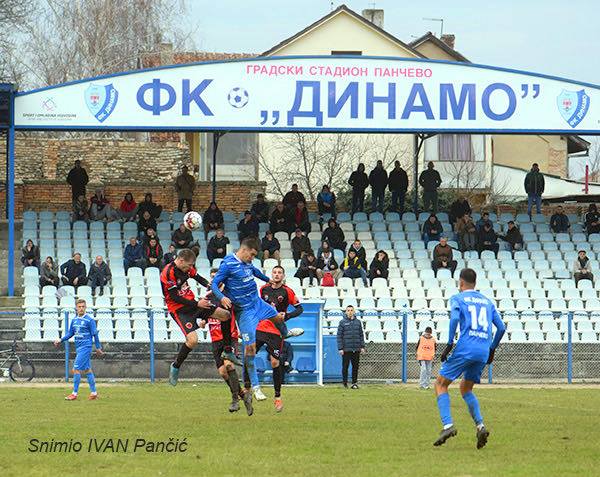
[0,383,597,477]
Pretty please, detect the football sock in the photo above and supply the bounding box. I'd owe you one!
[226,368,241,397]
[245,355,259,388]
[243,365,251,390]
[72,373,81,395]
[272,365,282,398]
[220,319,232,352]
[86,372,97,394]
[437,392,453,427]
[173,344,192,369]
[462,391,483,426]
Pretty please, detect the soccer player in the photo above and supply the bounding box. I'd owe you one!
[53,299,104,400]
[211,237,278,404]
[162,249,238,386]
[433,268,506,449]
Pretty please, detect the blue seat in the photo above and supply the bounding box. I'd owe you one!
[402,212,416,222]
[337,212,351,223]
[353,212,368,222]
[385,212,400,222]
[254,356,267,373]
[295,357,316,373]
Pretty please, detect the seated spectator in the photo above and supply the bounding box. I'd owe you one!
[317,240,333,259]
[341,249,368,286]
[291,228,311,263]
[21,239,40,268]
[456,214,477,252]
[60,253,88,289]
[119,192,138,222]
[143,237,164,270]
[422,214,443,243]
[348,239,367,269]
[203,201,224,238]
[270,202,291,235]
[316,249,341,283]
[238,210,259,241]
[321,218,346,252]
[574,250,594,285]
[261,230,280,261]
[163,244,177,265]
[283,183,306,210]
[172,223,196,249]
[476,211,492,231]
[90,188,117,221]
[72,194,90,222]
[88,255,111,296]
[431,237,457,276]
[477,222,499,256]
[585,204,600,235]
[142,228,159,246]
[137,192,162,219]
[500,221,524,251]
[123,237,144,271]
[40,256,59,287]
[369,250,389,283]
[294,251,318,285]
[317,185,336,219]
[291,201,311,234]
[449,196,472,225]
[251,194,270,223]
[550,206,570,234]
[138,210,157,240]
[207,229,230,263]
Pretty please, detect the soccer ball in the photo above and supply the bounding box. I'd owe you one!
[183,211,202,231]
[228,87,249,108]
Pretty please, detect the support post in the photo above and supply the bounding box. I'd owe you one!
[567,312,573,384]
[212,132,225,202]
[149,310,155,383]
[412,134,419,214]
[5,85,16,296]
[401,308,408,383]
[64,311,70,382]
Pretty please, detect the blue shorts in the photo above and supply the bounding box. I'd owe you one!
[74,347,92,371]
[439,354,486,384]
[235,299,277,346]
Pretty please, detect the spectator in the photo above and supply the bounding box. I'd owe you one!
[172,222,195,249]
[119,192,138,222]
[142,227,159,246]
[422,214,443,243]
[238,210,259,241]
[163,244,177,265]
[60,253,88,289]
[261,230,280,261]
[88,255,111,296]
[416,326,436,390]
[90,188,117,221]
[66,159,89,202]
[500,221,524,251]
[291,201,311,234]
[251,194,270,223]
[524,162,545,217]
[337,305,365,389]
[294,251,318,285]
[348,163,369,215]
[21,239,40,268]
[476,211,493,231]
[283,183,306,210]
[317,185,336,219]
[270,202,290,235]
[574,250,594,286]
[137,192,163,220]
[207,229,230,263]
[431,237,457,276]
[143,237,164,270]
[550,206,570,234]
[72,194,90,223]
[316,249,341,284]
[419,162,442,213]
[369,250,389,283]
[585,204,600,235]
[477,222,499,256]
[321,218,346,252]
[388,161,409,214]
[449,196,472,225]
[203,201,224,238]
[123,237,144,272]
[456,214,477,252]
[369,160,388,213]
[138,210,157,240]
[40,256,59,287]
[349,239,368,269]
[175,165,196,213]
[341,249,368,286]
[317,240,333,259]
[291,228,311,263]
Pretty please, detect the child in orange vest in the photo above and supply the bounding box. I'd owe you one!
[416,326,436,389]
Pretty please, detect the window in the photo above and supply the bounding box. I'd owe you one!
[331,50,362,55]
[439,134,478,161]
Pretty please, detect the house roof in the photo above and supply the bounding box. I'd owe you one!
[141,51,256,68]
[409,31,470,63]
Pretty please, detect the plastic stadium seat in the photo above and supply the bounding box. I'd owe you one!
[527,330,544,342]
[385,330,402,342]
[295,357,316,373]
[367,331,385,343]
[509,330,527,343]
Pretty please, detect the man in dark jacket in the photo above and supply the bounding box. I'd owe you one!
[476,211,493,231]
[171,223,195,249]
[348,163,369,215]
[123,237,144,271]
[60,253,88,289]
[550,206,570,233]
[66,160,89,202]
[251,194,270,223]
[137,192,163,219]
[524,163,545,217]
[143,237,164,270]
[270,202,291,235]
[88,255,112,296]
[388,160,409,214]
[138,210,157,240]
[291,228,311,263]
[207,229,230,263]
[336,305,365,389]
[238,210,259,241]
[321,218,346,251]
[202,201,224,238]
[500,221,524,251]
[449,197,472,225]
[419,161,442,213]
[294,251,318,285]
[175,165,196,213]
[431,237,457,276]
[261,230,280,261]
[291,201,311,234]
[477,222,499,256]
[282,184,306,210]
[163,244,177,265]
[369,160,388,213]
[422,214,443,243]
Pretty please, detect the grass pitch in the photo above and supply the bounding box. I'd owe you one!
[0,382,597,477]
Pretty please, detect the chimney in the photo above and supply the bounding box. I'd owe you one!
[440,34,455,50]
[362,9,384,29]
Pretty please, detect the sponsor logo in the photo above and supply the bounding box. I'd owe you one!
[557,89,590,128]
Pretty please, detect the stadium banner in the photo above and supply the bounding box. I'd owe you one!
[13,56,600,133]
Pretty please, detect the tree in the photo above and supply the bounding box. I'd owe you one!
[0,0,34,84]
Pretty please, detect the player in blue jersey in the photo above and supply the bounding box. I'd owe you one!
[434,268,506,449]
[54,299,104,400]
[211,237,281,406]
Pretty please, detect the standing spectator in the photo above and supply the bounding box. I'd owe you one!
[270,202,290,235]
[341,249,368,286]
[476,211,493,231]
[237,210,259,241]
[291,229,311,263]
[317,185,336,219]
[21,239,40,268]
[60,253,88,289]
[291,201,311,234]
[40,256,59,288]
[574,250,594,286]
[203,201,224,238]
[88,255,111,296]
[137,210,157,240]
[143,237,164,270]
[175,165,196,213]
[261,230,280,261]
[500,221,524,251]
[388,161,409,214]
[477,222,499,256]
[163,244,177,265]
[416,326,436,390]
[369,250,389,283]
[66,160,89,202]
[422,214,443,243]
[172,223,195,249]
[251,194,270,223]
[294,251,318,285]
[119,192,138,222]
[369,160,388,213]
[337,305,365,389]
[123,237,143,272]
[419,162,442,213]
[349,239,368,269]
[431,237,457,276]
[449,196,472,226]
[283,184,306,210]
[90,188,117,221]
[207,229,230,263]
[524,163,545,217]
[348,163,369,215]
[72,194,90,223]
[321,218,346,252]
[550,206,570,234]
[456,214,477,252]
[316,249,341,284]
[137,192,163,219]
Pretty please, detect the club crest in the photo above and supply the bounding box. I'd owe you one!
[84,83,118,123]
[557,89,590,128]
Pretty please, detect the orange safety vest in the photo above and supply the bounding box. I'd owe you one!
[417,335,436,361]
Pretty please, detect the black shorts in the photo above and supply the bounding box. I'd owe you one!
[171,306,215,336]
[212,340,238,368]
[256,330,283,360]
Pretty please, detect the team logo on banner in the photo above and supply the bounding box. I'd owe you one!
[84,83,118,122]
[557,89,590,128]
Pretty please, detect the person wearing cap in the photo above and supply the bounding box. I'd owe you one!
[416,326,436,389]
[237,210,259,241]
